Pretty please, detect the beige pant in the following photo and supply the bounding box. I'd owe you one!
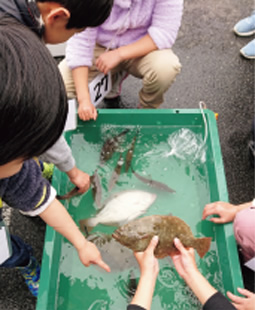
[59,45,181,109]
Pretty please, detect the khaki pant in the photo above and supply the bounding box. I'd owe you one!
[59,45,181,109]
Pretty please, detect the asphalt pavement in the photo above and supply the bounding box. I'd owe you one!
[0,0,254,309]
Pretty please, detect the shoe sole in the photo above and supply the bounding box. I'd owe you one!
[240,49,255,59]
[233,26,255,36]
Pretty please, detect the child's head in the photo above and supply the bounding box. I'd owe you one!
[36,0,113,43]
[0,15,68,176]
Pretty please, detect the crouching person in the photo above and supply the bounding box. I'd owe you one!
[0,15,110,297]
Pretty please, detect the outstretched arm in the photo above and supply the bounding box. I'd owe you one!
[72,66,97,121]
[39,198,110,272]
[128,236,159,310]
[171,238,237,310]
[171,238,217,305]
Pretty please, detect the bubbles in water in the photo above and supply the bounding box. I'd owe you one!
[158,266,178,289]
[164,128,206,163]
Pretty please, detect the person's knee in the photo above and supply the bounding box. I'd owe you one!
[143,51,181,91]
[58,58,76,97]
[234,207,255,261]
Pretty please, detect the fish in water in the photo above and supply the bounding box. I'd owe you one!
[125,131,139,173]
[131,168,175,193]
[90,170,102,207]
[56,186,79,200]
[100,128,130,163]
[57,170,102,203]
[112,215,211,258]
[79,190,157,232]
[108,154,124,191]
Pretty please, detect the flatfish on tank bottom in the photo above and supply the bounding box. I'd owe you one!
[112,215,211,258]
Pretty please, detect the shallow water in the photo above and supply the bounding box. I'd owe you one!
[56,125,224,310]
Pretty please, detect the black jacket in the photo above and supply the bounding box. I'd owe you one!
[127,292,236,310]
[0,0,43,36]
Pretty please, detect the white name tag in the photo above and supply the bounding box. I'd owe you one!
[64,99,78,132]
[89,72,112,107]
[64,72,112,132]
[0,221,12,265]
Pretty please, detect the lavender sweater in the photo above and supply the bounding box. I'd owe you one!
[66,0,183,69]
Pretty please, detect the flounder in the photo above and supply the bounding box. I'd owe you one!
[112,215,211,258]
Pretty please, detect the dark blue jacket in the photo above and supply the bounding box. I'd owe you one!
[0,159,53,216]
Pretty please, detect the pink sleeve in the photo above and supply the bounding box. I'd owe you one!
[233,200,255,262]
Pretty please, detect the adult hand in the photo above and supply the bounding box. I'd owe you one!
[77,240,111,272]
[171,238,218,306]
[130,236,159,309]
[171,238,198,281]
[134,236,159,279]
[66,166,90,193]
[96,49,123,75]
[227,288,255,310]
[78,100,97,121]
[202,201,238,224]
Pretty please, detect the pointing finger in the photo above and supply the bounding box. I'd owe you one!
[95,259,111,272]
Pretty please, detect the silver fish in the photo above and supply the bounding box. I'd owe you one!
[132,168,175,193]
[79,190,157,231]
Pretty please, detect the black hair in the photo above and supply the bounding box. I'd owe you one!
[37,0,113,29]
[0,14,68,165]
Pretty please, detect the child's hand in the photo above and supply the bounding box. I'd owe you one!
[78,240,111,272]
[227,288,255,310]
[134,236,159,279]
[170,238,198,281]
[78,100,97,121]
[66,167,90,193]
[96,49,123,75]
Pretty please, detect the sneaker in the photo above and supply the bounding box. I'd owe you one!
[240,39,255,59]
[17,255,40,297]
[233,11,255,36]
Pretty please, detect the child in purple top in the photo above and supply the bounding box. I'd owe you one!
[59,0,184,121]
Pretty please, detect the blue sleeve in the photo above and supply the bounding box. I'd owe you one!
[0,159,56,216]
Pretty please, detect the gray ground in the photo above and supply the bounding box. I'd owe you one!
[0,0,254,309]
